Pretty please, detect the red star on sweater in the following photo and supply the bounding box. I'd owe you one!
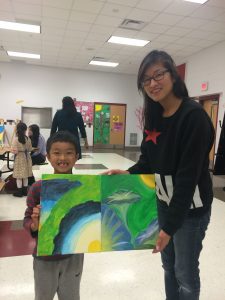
[145,129,161,144]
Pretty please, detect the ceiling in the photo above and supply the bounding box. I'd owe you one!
[0,0,225,74]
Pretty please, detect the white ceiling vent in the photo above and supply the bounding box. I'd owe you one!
[119,19,147,31]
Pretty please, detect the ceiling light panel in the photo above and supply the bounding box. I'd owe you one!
[89,60,119,67]
[7,51,40,59]
[108,36,149,46]
[0,21,40,33]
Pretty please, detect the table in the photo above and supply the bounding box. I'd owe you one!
[0,146,14,177]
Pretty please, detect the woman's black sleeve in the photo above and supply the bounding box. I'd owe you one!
[77,113,87,138]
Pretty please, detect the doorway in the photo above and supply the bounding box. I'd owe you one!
[197,93,220,169]
[93,103,126,149]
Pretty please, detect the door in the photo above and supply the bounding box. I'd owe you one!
[109,104,126,146]
[93,103,126,148]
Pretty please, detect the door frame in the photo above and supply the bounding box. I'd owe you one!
[194,93,220,169]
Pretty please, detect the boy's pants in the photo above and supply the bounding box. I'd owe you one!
[33,254,84,300]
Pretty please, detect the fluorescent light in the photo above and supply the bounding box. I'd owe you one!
[183,0,208,4]
[0,21,40,33]
[7,51,40,59]
[108,36,149,47]
[89,60,119,67]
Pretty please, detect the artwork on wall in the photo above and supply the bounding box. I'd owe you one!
[37,174,158,256]
[93,104,110,144]
[74,100,94,126]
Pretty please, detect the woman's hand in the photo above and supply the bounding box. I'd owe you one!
[152,229,171,253]
[30,204,41,232]
[101,169,130,175]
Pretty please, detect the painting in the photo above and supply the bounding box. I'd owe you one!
[74,100,94,126]
[37,174,158,256]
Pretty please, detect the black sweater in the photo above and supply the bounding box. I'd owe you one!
[51,109,87,139]
[128,99,214,236]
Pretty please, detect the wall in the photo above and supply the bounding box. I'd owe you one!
[185,40,225,153]
[0,61,143,146]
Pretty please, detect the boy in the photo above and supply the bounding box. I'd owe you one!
[23,131,84,300]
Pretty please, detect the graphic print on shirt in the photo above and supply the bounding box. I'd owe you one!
[155,174,203,209]
[145,129,161,144]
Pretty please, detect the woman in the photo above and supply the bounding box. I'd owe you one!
[50,96,88,159]
[11,122,33,197]
[104,50,214,300]
[28,124,46,165]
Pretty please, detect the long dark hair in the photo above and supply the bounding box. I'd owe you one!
[137,50,189,130]
[29,124,40,147]
[62,96,77,117]
[16,122,27,144]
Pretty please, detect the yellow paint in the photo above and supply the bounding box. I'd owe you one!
[112,115,119,122]
[140,174,155,188]
[74,219,101,253]
[88,240,101,252]
[95,104,102,112]
[16,99,24,104]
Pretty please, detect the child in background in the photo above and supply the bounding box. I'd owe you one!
[28,124,46,165]
[11,122,33,197]
[23,131,84,300]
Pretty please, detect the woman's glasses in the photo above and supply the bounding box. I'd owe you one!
[141,69,169,87]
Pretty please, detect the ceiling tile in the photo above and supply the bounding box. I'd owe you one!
[42,0,74,9]
[106,0,139,6]
[70,11,97,23]
[191,5,225,20]
[42,18,68,29]
[164,1,199,16]
[12,2,42,17]
[152,13,183,26]
[67,21,93,32]
[73,0,104,14]
[137,0,173,12]
[126,8,158,23]
[199,21,225,33]
[100,3,132,18]
[165,27,192,37]
[0,0,13,12]
[143,23,168,34]
[176,17,208,29]
[206,0,225,9]
[42,6,70,20]
[94,14,122,26]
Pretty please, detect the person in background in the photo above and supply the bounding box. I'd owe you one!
[103,50,215,300]
[11,122,33,197]
[50,96,88,159]
[23,131,84,300]
[28,124,46,165]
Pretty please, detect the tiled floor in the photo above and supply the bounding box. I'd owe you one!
[0,151,225,299]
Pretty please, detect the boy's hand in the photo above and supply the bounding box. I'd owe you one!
[152,230,171,253]
[101,169,130,175]
[30,204,41,232]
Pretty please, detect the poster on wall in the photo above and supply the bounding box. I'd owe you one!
[94,104,110,144]
[37,174,158,256]
[74,100,94,126]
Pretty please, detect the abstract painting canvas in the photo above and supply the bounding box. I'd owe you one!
[37,174,158,256]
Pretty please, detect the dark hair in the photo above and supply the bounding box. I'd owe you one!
[62,96,77,117]
[28,124,40,148]
[46,131,79,154]
[16,122,27,144]
[137,50,189,130]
